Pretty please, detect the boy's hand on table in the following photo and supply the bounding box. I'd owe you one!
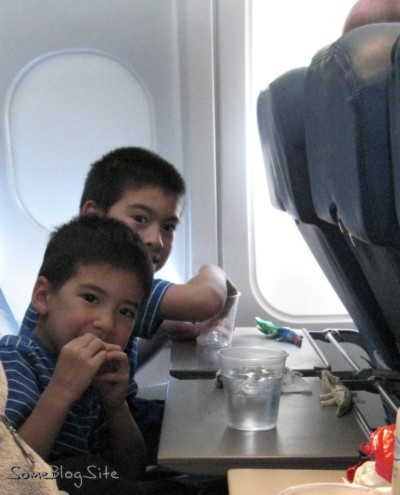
[157,320,201,341]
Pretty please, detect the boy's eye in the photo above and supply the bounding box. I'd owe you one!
[83,293,98,304]
[120,308,136,319]
[132,215,147,224]
[163,223,176,233]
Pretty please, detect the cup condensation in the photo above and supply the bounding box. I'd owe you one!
[196,292,241,347]
[218,346,288,430]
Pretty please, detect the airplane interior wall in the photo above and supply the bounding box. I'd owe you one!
[0,0,354,334]
[0,0,194,326]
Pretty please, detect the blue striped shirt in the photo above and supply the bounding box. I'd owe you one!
[20,278,172,398]
[0,330,109,462]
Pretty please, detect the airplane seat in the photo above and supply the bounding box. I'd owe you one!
[257,66,395,370]
[390,35,400,226]
[304,23,400,371]
[257,68,315,221]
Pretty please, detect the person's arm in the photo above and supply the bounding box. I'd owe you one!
[94,345,147,479]
[138,266,237,344]
[157,264,235,322]
[102,401,147,479]
[151,320,199,342]
[18,333,108,459]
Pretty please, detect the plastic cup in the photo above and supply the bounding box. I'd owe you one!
[196,292,241,347]
[278,483,375,495]
[218,346,288,430]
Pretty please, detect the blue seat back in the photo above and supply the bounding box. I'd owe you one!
[257,67,315,221]
[257,35,400,369]
[305,24,400,245]
[303,23,400,367]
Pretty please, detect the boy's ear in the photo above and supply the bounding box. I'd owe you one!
[81,200,105,216]
[32,276,51,316]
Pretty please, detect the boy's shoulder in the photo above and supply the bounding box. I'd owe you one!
[20,302,38,333]
[1,329,38,346]
[0,331,55,368]
[0,331,35,349]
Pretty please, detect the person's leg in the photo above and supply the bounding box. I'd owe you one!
[176,475,229,495]
[130,397,164,466]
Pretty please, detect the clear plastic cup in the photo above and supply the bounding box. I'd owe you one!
[196,292,241,347]
[278,483,375,495]
[218,346,288,430]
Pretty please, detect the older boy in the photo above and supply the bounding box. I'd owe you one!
[20,147,236,464]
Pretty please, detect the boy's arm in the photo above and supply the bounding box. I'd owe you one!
[95,346,147,478]
[17,380,73,459]
[157,264,236,322]
[102,401,147,479]
[153,320,200,341]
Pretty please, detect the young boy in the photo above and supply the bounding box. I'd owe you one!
[20,147,237,464]
[1,216,202,495]
[0,217,151,488]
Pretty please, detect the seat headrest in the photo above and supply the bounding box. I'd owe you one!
[305,23,400,245]
[257,88,285,212]
[257,67,318,223]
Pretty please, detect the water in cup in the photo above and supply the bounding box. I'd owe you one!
[218,347,288,431]
[223,366,284,430]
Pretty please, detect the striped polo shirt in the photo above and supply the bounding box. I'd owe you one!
[0,330,109,462]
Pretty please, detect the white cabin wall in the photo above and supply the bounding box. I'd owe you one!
[175,0,219,270]
[215,0,252,325]
[0,0,193,324]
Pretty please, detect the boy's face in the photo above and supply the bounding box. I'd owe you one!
[33,263,144,354]
[83,186,183,273]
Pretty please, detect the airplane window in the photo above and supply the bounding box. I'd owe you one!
[249,0,355,317]
[6,51,153,232]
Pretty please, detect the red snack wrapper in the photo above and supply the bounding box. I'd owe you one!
[359,424,395,482]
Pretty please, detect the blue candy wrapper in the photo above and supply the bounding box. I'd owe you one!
[255,317,303,347]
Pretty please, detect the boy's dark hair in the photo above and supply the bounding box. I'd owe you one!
[39,215,153,297]
[79,147,186,213]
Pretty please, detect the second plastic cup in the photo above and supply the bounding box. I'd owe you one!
[218,346,288,430]
[278,483,374,495]
[196,292,241,347]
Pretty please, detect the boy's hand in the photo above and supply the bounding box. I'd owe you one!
[216,289,239,319]
[51,333,108,405]
[94,343,130,414]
